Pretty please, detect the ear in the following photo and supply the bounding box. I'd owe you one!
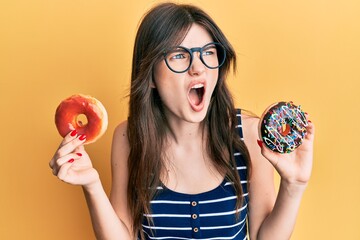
[150,79,156,88]
[150,75,156,88]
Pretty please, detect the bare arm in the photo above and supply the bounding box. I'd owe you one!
[49,124,133,239]
[82,180,131,239]
[109,121,134,235]
[242,116,276,238]
[242,115,315,240]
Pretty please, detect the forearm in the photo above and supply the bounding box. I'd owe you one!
[256,179,307,240]
[82,180,132,240]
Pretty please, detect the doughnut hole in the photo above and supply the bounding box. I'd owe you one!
[280,122,291,136]
[76,114,88,127]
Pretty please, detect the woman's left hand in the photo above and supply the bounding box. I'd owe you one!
[259,119,315,186]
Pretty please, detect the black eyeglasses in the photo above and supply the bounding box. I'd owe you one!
[163,42,226,73]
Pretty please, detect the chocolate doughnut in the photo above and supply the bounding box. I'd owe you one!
[259,101,308,153]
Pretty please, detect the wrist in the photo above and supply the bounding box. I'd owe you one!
[280,178,307,198]
[82,178,103,195]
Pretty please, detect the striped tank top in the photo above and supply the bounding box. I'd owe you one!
[141,110,248,239]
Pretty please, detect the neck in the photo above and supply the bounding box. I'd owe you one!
[167,119,205,146]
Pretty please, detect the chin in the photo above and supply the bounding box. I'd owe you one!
[186,105,210,123]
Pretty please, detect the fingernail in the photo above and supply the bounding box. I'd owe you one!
[257,139,263,148]
[76,153,82,156]
[308,120,312,123]
[70,130,77,137]
[79,134,86,141]
[68,158,74,163]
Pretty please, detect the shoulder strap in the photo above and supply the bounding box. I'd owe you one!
[235,109,244,140]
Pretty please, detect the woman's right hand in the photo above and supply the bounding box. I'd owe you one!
[49,130,100,189]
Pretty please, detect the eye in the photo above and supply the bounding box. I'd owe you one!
[167,49,189,61]
[171,53,186,59]
[202,46,217,56]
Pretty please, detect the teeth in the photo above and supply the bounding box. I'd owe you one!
[191,83,204,89]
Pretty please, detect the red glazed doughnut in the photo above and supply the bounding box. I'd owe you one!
[259,101,308,154]
[55,94,108,144]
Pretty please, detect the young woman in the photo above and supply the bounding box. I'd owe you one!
[49,3,315,239]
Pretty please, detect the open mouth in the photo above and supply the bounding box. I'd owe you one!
[188,83,205,106]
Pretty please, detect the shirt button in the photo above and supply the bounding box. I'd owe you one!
[192,214,198,219]
[191,201,197,206]
[193,227,199,233]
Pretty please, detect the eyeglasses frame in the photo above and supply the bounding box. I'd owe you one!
[163,42,226,74]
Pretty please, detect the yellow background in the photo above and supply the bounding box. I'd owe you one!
[1,0,359,239]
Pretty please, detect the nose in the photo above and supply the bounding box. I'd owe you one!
[188,52,205,75]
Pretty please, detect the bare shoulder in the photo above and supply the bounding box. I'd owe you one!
[111,120,130,186]
[239,112,263,168]
[240,112,260,148]
[113,120,129,145]
[111,120,130,166]
[239,111,272,172]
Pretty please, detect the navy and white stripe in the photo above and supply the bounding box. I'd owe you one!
[142,109,248,239]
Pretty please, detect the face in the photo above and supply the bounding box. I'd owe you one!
[153,24,219,125]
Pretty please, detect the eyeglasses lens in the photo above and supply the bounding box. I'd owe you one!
[165,48,191,73]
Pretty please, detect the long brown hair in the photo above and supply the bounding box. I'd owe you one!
[127,3,251,238]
